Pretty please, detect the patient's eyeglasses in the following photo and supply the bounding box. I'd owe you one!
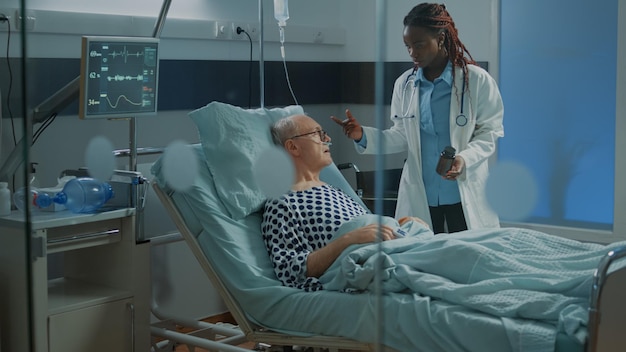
[289,129,328,142]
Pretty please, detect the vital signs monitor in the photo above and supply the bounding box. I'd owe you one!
[79,36,159,119]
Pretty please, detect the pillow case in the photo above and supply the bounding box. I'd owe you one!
[189,101,304,220]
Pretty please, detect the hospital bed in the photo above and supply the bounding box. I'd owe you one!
[149,101,626,352]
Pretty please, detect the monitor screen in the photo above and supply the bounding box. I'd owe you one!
[79,36,159,119]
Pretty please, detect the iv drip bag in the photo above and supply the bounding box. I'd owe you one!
[274,0,289,26]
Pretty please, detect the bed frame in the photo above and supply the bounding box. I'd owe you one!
[151,181,380,352]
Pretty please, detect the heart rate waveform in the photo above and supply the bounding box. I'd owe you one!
[104,45,145,64]
[106,74,145,82]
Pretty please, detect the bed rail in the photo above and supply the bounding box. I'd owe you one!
[587,245,626,352]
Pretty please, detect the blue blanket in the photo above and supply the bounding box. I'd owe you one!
[319,214,625,348]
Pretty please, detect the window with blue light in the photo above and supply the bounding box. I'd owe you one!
[499,0,617,230]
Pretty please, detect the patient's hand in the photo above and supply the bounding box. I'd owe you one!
[347,223,396,243]
[307,223,395,278]
[398,216,430,229]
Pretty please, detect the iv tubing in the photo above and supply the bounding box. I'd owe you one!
[280,43,299,106]
[277,24,298,105]
[279,26,285,44]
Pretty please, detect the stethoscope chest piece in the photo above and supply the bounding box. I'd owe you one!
[456,114,468,127]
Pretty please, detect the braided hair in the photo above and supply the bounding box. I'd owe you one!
[403,3,475,90]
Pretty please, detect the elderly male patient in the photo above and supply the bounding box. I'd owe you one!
[260,114,428,291]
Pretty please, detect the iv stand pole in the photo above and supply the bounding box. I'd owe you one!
[128,0,171,173]
[259,0,265,108]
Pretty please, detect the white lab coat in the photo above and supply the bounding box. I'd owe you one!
[357,64,504,230]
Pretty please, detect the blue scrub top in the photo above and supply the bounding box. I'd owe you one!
[416,61,461,207]
[357,61,462,207]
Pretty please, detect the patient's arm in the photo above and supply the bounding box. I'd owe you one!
[306,223,396,278]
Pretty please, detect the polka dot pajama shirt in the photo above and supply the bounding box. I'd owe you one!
[261,184,368,291]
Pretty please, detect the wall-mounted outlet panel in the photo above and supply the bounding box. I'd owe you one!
[0,9,36,31]
[232,22,248,40]
[15,9,36,31]
[214,21,231,40]
[0,9,14,31]
[246,24,260,41]
[313,30,324,44]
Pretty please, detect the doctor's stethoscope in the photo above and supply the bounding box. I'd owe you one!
[396,68,468,127]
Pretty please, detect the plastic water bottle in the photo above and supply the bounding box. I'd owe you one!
[0,182,11,216]
[13,187,45,212]
[52,178,114,214]
[29,162,40,188]
[274,0,289,26]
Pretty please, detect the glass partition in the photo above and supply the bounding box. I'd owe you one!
[0,1,34,350]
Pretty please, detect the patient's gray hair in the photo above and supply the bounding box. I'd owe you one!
[270,116,299,146]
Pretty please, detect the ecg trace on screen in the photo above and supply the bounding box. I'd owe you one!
[80,37,159,119]
[106,46,145,63]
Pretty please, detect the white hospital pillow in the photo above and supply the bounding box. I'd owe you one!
[189,101,304,220]
[253,146,295,199]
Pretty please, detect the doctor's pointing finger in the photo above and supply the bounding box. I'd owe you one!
[330,109,363,141]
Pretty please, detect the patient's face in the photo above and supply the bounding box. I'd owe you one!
[292,115,333,169]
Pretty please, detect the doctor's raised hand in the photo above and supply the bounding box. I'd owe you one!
[330,109,363,141]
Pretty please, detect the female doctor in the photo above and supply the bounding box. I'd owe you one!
[331,3,504,233]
